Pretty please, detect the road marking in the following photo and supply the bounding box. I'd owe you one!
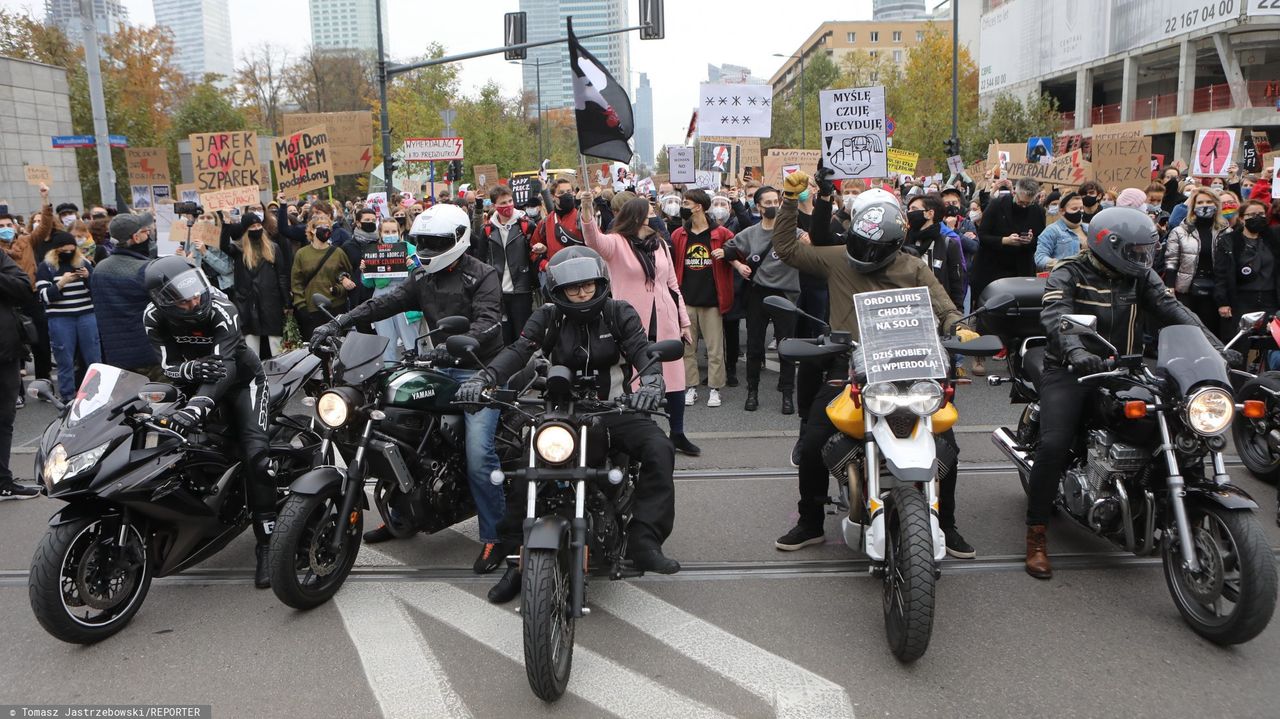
[592,582,856,719]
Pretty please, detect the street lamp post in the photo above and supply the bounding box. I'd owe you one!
[773,53,806,146]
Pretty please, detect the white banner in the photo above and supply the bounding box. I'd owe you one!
[693,170,722,191]
[403,137,464,162]
[697,83,773,139]
[668,145,696,183]
[819,86,887,180]
[1250,0,1280,15]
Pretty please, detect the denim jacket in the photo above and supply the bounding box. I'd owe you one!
[1035,219,1088,270]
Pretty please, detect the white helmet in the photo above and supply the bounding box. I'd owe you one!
[409,204,471,273]
[850,187,900,216]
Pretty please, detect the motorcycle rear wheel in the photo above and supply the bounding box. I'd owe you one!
[1162,502,1277,645]
[269,491,362,610]
[1231,373,1280,484]
[29,518,152,644]
[882,486,936,663]
[522,547,576,701]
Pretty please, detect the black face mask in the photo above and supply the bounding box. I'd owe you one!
[247,228,263,241]
[1062,211,1084,225]
[761,207,778,220]
[58,251,74,261]
[1245,216,1269,234]
[394,216,406,226]
[678,207,693,221]
[906,209,927,230]
[314,226,331,242]
[556,193,575,214]
[1081,195,1099,208]
[359,221,377,233]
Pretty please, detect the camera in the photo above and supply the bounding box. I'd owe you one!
[174,201,204,216]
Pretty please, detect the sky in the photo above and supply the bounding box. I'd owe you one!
[2,0,878,153]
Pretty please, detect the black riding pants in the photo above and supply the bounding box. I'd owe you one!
[501,292,534,346]
[1025,365,1086,525]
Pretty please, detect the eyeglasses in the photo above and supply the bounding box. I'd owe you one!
[1242,212,1267,219]
[563,282,595,296]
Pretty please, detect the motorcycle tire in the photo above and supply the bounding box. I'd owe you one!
[29,518,152,645]
[268,491,362,610]
[1231,372,1280,485]
[882,486,936,663]
[1162,501,1278,645]
[522,547,576,702]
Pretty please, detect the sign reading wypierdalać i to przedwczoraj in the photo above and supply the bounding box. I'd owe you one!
[272,125,334,196]
[698,83,773,138]
[819,86,887,180]
[855,286,947,383]
[189,131,260,191]
[403,137,464,162]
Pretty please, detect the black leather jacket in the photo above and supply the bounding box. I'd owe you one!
[1041,252,1222,368]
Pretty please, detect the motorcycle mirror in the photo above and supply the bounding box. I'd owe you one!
[433,315,471,335]
[763,295,799,314]
[444,334,479,360]
[26,379,65,411]
[1239,311,1266,332]
[138,383,179,404]
[312,293,332,311]
[647,339,685,363]
[1059,314,1098,335]
[982,293,1016,313]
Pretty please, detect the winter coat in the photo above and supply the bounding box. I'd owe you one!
[0,250,33,363]
[973,193,1046,297]
[1034,219,1090,270]
[1212,226,1280,310]
[474,211,536,293]
[670,221,736,315]
[1,203,50,288]
[229,236,292,337]
[90,245,159,369]
[1165,218,1228,294]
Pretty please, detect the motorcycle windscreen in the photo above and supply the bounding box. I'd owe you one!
[1156,325,1229,394]
[60,364,147,454]
[337,331,391,384]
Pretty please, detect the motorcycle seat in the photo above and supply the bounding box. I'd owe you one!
[1023,345,1046,390]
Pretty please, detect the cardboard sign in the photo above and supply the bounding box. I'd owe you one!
[125,147,170,185]
[363,241,410,280]
[1191,128,1238,177]
[153,205,181,257]
[697,83,773,138]
[403,137,464,162]
[946,155,965,176]
[1006,150,1091,187]
[704,135,761,166]
[668,145,696,183]
[473,164,499,194]
[763,149,821,184]
[189,131,260,191]
[1093,134,1152,190]
[986,143,1025,175]
[200,184,261,212]
[854,286,948,383]
[151,184,172,204]
[175,183,199,204]
[171,221,220,254]
[284,111,373,176]
[1151,153,1166,178]
[272,125,334,196]
[886,148,919,175]
[819,86,887,180]
[130,184,153,209]
[652,173,670,188]
[23,164,51,186]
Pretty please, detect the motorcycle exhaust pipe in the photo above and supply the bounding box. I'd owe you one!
[991,427,1033,474]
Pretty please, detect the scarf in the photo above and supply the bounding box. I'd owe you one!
[627,231,659,285]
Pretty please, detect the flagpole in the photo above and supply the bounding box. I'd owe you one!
[578,154,591,193]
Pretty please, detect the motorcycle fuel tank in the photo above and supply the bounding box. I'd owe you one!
[384,368,462,414]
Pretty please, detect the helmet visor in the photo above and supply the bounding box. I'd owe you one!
[414,233,458,258]
[1122,241,1158,270]
[151,267,211,307]
[547,256,607,292]
[847,233,899,268]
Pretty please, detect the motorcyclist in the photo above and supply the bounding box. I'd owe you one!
[308,204,512,574]
[1027,206,1242,579]
[142,255,275,588]
[769,171,979,558]
[455,246,680,604]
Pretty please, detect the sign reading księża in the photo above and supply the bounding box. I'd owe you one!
[854,286,947,383]
[403,137,465,162]
[819,86,887,180]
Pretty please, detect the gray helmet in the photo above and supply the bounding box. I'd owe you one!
[1086,206,1158,277]
[545,246,611,322]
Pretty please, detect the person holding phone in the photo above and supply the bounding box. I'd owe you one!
[969,178,1046,374]
[35,232,101,400]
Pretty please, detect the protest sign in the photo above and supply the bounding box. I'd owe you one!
[283,110,373,176]
[125,147,170,185]
[699,141,736,173]
[273,126,334,196]
[23,165,50,186]
[694,170,722,191]
[668,145,696,183]
[1151,154,1165,178]
[986,143,1024,175]
[818,86,887,180]
[403,137,464,162]
[704,135,761,166]
[365,192,388,219]
[175,183,199,204]
[698,83,772,138]
[886,148,919,175]
[1272,157,1280,199]
[854,286,948,383]
[473,164,499,194]
[586,162,611,187]
[172,221,220,255]
[1093,133,1152,190]
[1191,128,1238,177]
[363,241,411,280]
[763,149,821,184]
[509,177,535,207]
[946,155,965,176]
[652,173,670,187]
[200,184,261,212]
[635,177,655,197]
[1027,136,1053,163]
[1242,134,1260,173]
[153,205,181,257]
[151,185,172,204]
[190,131,260,191]
[1006,150,1091,186]
[130,185,153,209]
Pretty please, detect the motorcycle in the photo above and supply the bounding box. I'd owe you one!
[770,293,1006,663]
[479,339,684,701]
[267,297,527,609]
[1224,311,1280,484]
[25,348,325,644]
[986,283,1277,645]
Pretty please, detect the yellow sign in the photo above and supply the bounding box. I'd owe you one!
[886,149,919,175]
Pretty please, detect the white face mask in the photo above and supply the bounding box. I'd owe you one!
[842,196,857,214]
[709,206,730,223]
[1210,183,1224,191]
[1047,204,1059,215]
[60,214,76,228]
[662,201,681,217]
[969,210,982,222]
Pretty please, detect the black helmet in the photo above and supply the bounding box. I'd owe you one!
[1086,206,1159,277]
[545,246,611,322]
[145,255,212,324]
[846,200,907,273]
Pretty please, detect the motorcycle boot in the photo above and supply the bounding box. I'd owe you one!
[1025,524,1052,579]
[363,524,396,544]
[488,558,522,604]
[629,546,681,574]
[253,512,276,589]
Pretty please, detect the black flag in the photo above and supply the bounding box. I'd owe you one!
[567,17,634,164]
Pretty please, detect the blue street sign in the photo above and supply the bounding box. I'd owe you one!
[51,135,95,148]
[108,134,128,147]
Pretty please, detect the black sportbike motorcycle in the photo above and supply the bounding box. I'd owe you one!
[26,350,323,644]
[984,280,1277,644]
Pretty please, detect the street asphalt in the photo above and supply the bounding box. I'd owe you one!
[2,354,1278,718]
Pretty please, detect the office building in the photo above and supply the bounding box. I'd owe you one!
[769,19,948,98]
[520,0,631,111]
[152,0,233,82]
[308,0,390,54]
[44,0,128,45]
[633,72,653,169]
[707,63,763,85]
[872,0,929,21]
[0,57,83,211]
[977,0,1280,158]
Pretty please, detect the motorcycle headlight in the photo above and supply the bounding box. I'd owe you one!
[316,391,352,429]
[862,382,899,416]
[43,443,68,485]
[534,424,576,465]
[1185,387,1233,436]
[905,381,944,416]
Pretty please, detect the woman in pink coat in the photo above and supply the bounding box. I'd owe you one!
[581,193,700,456]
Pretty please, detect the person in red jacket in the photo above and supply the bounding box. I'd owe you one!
[670,189,735,409]
[530,177,585,274]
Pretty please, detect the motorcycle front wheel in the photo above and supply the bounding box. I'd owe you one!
[882,486,936,663]
[1231,373,1280,484]
[29,518,152,644]
[269,491,362,610]
[1162,502,1277,645]
[522,547,576,702]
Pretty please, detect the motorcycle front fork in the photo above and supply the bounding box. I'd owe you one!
[860,439,944,565]
[1155,412,1201,573]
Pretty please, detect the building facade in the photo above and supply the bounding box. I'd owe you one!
[769,19,949,98]
[44,0,129,46]
[633,72,653,169]
[872,0,929,21]
[152,0,233,82]
[0,57,83,213]
[519,0,631,111]
[978,0,1280,159]
[308,0,390,54]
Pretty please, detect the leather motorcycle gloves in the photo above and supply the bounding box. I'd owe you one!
[955,328,980,343]
[159,404,205,434]
[454,369,496,406]
[815,165,837,199]
[309,321,343,350]
[1067,348,1106,375]
[627,374,666,413]
[178,358,227,383]
[1221,348,1245,370]
[424,345,456,367]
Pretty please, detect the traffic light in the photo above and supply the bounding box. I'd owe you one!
[450,160,463,182]
[503,12,527,61]
[386,157,399,178]
[944,137,960,158]
[639,0,665,40]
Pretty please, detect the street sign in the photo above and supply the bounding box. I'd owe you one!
[886,116,895,137]
[404,137,464,162]
[109,134,128,147]
[52,134,128,148]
